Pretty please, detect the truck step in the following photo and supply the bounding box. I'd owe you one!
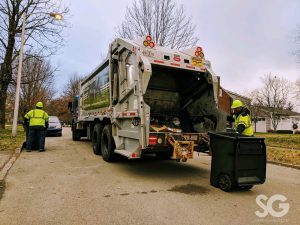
[115,149,140,159]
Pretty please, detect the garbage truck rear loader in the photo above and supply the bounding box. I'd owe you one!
[71,36,226,162]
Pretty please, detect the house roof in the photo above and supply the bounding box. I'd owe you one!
[255,106,300,117]
[224,89,251,102]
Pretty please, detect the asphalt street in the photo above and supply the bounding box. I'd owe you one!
[0,128,299,225]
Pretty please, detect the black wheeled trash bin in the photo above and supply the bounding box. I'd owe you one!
[209,132,266,192]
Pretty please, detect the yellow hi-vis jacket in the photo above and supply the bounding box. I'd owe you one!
[233,113,254,136]
[24,109,49,127]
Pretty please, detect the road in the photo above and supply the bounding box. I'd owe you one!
[0,128,299,225]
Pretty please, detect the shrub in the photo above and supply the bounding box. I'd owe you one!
[276,130,293,134]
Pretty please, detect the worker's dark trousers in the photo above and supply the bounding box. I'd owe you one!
[27,127,46,150]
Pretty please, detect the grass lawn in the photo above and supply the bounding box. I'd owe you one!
[255,133,300,166]
[0,125,25,152]
[266,147,300,166]
[255,133,300,150]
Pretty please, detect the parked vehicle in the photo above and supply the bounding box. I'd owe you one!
[47,116,62,136]
[69,36,226,162]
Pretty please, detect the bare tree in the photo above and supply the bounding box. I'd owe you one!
[248,89,265,132]
[47,74,82,124]
[256,73,291,131]
[118,0,198,49]
[296,26,300,61]
[295,78,300,99]
[7,54,56,120]
[47,96,71,124]
[62,73,82,100]
[0,0,68,129]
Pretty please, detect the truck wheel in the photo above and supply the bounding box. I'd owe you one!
[72,124,81,141]
[101,124,116,162]
[218,174,233,192]
[92,123,103,155]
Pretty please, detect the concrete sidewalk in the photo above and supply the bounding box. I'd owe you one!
[0,149,21,181]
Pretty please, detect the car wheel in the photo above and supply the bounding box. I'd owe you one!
[92,123,103,155]
[101,124,116,162]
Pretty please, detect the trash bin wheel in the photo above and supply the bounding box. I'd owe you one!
[240,185,253,190]
[218,174,233,192]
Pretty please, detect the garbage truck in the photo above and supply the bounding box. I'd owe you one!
[69,36,227,162]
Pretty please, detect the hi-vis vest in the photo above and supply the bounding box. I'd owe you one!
[25,109,49,127]
[233,113,254,136]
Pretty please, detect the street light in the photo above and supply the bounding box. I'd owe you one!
[12,12,63,136]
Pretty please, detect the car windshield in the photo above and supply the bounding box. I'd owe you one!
[49,116,60,123]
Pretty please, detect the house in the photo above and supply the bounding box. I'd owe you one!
[252,107,300,132]
[218,87,250,114]
[217,88,300,132]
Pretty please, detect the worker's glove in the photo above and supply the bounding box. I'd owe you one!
[45,122,49,129]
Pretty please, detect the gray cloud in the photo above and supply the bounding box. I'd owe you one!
[53,0,300,110]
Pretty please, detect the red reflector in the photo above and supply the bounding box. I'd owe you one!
[132,153,137,158]
[154,60,164,64]
[146,35,152,41]
[130,112,136,116]
[197,47,202,52]
[186,65,195,69]
[149,136,157,145]
[195,51,199,57]
[171,63,180,66]
[174,57,181,62]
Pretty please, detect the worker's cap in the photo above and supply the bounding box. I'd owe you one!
[36,102,43,108]
[231,100,243,109]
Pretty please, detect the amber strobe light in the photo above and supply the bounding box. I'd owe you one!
[195,46,204,58]
[144,35,155,48]
[143,40,149,46]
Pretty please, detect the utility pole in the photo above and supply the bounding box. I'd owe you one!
[12,12,26,136]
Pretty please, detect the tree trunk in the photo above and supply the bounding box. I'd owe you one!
[0,14,17,129]
[0,83,9,129]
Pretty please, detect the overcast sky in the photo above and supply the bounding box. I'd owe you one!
[53,0,300,105]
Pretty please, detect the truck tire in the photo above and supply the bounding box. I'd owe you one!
[101,124,115,162]
[92,123,103,155]
[72,124,81,141]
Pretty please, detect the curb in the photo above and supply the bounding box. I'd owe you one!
[268,161,300,170]
[0,148,22,181]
